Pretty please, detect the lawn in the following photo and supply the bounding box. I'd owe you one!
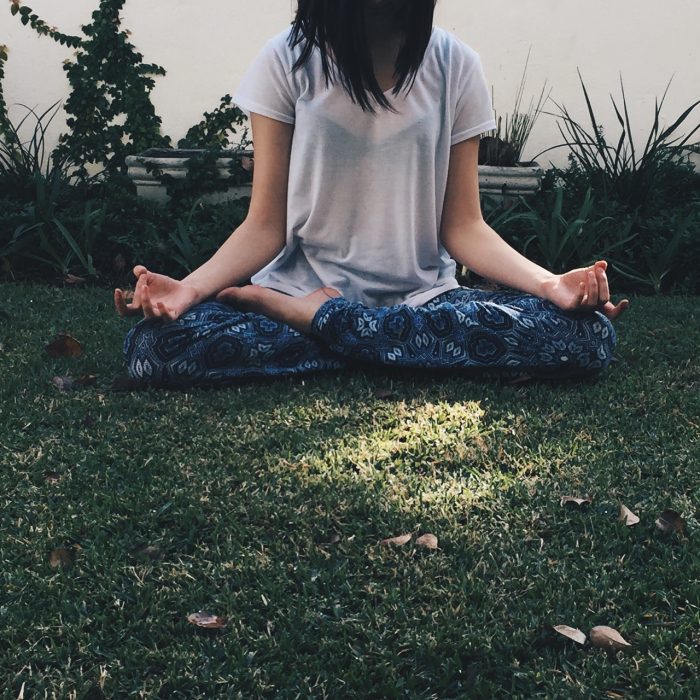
[0,284,698,698]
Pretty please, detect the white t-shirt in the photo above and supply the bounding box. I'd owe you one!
[233,26,496,307]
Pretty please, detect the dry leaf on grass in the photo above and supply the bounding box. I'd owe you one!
[187,612,227,629]
[52,375,97,391]
[553,625,587,645]
[655,509,686,534]
[618,504,640,526]
[45,333,83,358]
[44,471,62,485]
[560,495,592,507]
[415,533,438,550]
[589,626,632,650]
[49,547,76,571]
[381,533,412,547]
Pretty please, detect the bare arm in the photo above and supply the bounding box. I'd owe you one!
[181,113,294,301]
[115,113,294,319]
[440,138,628,318]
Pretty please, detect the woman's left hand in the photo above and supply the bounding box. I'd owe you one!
[543,260,630,320]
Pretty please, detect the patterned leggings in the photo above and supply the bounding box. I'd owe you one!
[123,287,616,386]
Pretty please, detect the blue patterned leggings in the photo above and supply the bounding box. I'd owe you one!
[123,287,616,386]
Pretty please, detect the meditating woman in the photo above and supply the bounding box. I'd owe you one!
[115,0,628,385]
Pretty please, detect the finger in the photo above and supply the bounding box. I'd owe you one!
[141,283,159,319]
[579,281,587,305]
[133,265,148,280]
[157,301,178,322]
[595,264,610,305]
[114,288,139,317]
[114,288,127,317]
[586,268,599,306]
[602,298,630,321]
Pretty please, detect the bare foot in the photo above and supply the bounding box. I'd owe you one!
[216,285,341,333]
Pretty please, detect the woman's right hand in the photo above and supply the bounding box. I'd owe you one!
[114,266,201,321]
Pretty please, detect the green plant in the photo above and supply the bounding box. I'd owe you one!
[0,102,66,198]
[613,210,699,294]
[0,43,13,144]
[516,186,635,273]
[479,51,549,166]
[543,72,700,210]
[9,0,170,183]
[6,192,104,278]
[167,198,208,274]
[178,94,250,151]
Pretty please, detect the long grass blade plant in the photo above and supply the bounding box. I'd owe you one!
[540,73,700,209]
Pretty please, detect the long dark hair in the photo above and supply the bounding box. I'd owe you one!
[290,0,436,112]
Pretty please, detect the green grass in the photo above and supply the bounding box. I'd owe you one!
[1,284,698,698]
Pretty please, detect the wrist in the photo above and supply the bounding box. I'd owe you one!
[537,272,559,301]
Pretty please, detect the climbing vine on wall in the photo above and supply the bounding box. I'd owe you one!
[4,0,249,188]
[8,0,170,182]
[0,44,12,144]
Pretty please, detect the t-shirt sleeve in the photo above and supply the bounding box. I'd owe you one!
[233,32,297,125]
[451,48,497,145]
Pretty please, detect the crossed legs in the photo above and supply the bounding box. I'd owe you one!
[124,286,616,385]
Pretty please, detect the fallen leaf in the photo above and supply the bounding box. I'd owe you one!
[52,374,97,391]
[415,533,438,550]
[589,626,632,650]
[64,274,86,285]
[44,471,62,484]
[49,547,75,571]
[560,495,592,507]
[618,504,640,526]
[373,388,395,399]
[553,624,587,645]
[187,612,227,629]
[46,333,83,358]
[381,533,412,547]
[52,376,76,391]
[655,509,686,534]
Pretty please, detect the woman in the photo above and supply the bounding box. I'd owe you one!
[115,0,628,385]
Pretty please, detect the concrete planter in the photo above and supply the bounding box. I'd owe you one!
[478,162,543,201]
[126,148,253,204]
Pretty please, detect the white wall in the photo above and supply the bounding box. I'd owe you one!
[3,0,699,168]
